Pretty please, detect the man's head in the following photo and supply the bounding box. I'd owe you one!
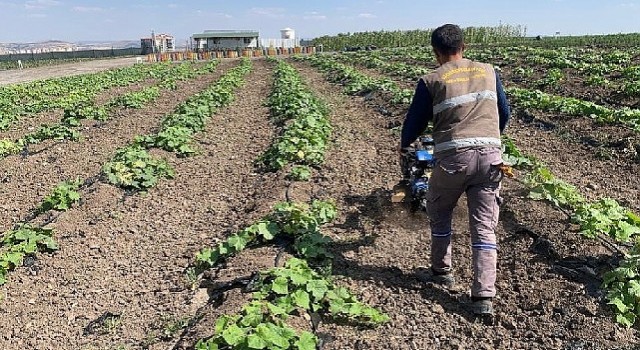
[431,24,465,64]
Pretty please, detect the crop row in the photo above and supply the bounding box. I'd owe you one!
[333,51,430,81]
[103,58,252,191]
[376,45,639,70]
[294,54,413,104]
[340,46,640,99]
[1,60,226,286]
[503,137,640,326]
[192,59,388,349]
[259,59,332,181]
[0,61,220,159]
[194,201,388,349]
[508,87,640,132]
[0,179,82,284]
[0,63,176,130]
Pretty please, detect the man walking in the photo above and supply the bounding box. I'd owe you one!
[400,24,510,315]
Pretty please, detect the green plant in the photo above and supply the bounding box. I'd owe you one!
[572,199,640,241]
[260,60,332,172]
[503,136,640,326]
[0,62,168,130]
[195,258,388,350]
[295,55,412,105]
[513,66,534,79]
[186,267,199,290]
[140,58,252,157]
[195,301,318,350]
[135,126,196,156]
[501,135,535,167]
[536,67,564,88]
[62,104,110,126]
[289,165,312,181]
[622,81,640,97]
[525,166,584,210]
[594,147,614,160]
[101,314,122,335]
[585,74,610,87]
[20,124,81,145]
[0,139,21,157]
[109,86,160,109]
[196,201,337,269]
[38,178,82,213]
[508,87,640,131]
[255,258,389,325]
[160,315,191,340]
[102,145,175,190]
[602,246,640,327]
[0,225,58,285]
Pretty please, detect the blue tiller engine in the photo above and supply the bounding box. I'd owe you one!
[393,136,437,210]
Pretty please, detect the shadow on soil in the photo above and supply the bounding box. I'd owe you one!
[337,187,427,234]
[500,204,620,299]
[329,187,483,323]
[329,185,624,326]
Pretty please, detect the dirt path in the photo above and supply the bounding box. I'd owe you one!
[0,57,141,86]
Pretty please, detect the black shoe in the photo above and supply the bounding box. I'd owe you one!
[417,267,455,289]
[471,297,494,315]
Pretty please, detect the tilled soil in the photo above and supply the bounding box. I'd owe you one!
[0,80,155,142]
[280,61,640,349]
[0,60,237,232]
[163,59,640,350]
[0,59,281,350]
[1,56,640,350]
[507,111,640,212]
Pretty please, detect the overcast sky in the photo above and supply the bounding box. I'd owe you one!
[0,0,639,43]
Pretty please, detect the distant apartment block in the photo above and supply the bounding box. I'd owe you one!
[0,42,75,54]
[141,33,175,54]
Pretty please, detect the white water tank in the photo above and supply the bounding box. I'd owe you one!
[280,28,295,40]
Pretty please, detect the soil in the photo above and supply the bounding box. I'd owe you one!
[0,55,639,350]
[0,57,141,86]
[0,80,155,142]
[0,60,239,232]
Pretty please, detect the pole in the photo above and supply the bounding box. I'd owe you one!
[151,30,156,54]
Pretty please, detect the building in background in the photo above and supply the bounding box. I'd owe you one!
[191,30,259,51]
[141,33,175,54]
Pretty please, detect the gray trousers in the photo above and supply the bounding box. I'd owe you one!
[426,147,503,298]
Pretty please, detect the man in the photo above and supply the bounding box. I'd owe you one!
[400,24,510,315]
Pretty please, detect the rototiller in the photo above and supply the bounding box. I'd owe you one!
[392,136,437,211]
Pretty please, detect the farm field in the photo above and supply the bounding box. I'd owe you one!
[0,45,639,350]
[0,57,140,86]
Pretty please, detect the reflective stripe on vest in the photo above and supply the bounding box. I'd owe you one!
[432,90,498,115]
[434,137,502,153]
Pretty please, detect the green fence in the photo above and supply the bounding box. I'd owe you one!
[0,47,142,62]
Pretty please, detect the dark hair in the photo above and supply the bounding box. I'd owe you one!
[431,24,464,55]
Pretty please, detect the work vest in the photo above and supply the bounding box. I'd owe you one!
[422,58,501,154]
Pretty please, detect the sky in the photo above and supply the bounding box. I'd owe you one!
[0,0,639,43]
